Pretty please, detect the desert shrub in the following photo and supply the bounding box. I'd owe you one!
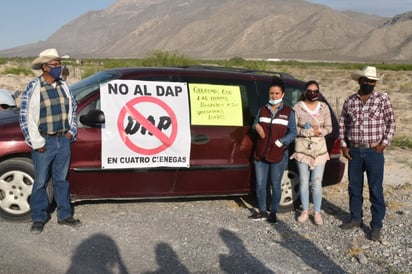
[243,60,269,71]
[2,66,34,76]
[101,58,144,68]
[81,68,101,79]
[391,136,412,149]
[227,56,246,66]
[141,50,195,67]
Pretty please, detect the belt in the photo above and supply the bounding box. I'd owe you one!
[350,142,377,149]
[40,131,67,137]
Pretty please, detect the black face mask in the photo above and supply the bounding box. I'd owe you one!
[359,83,374,95]
[304,91,319,102]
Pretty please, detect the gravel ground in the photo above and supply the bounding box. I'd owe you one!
[1,168,411,274]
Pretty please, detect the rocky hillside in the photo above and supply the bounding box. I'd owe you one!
[0,0,411,62]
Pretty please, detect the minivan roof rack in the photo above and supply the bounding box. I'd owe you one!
[178,65,295,79]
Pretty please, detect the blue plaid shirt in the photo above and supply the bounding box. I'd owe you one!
[19,76,77,148]
[38,80,70,133]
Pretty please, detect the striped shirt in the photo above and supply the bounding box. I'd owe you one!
[339,91,396,147]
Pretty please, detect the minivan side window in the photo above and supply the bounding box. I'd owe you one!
[283,87,303,107]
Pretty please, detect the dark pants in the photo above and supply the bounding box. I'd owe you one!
[31,135,72,222]
[348,147,385,230]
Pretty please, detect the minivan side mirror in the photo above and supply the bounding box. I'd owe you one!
[80,109,105,127]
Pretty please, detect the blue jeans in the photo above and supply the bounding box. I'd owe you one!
[254,151,288,213]
[31,135,72,222]
[348,147,385,230]
[297,161,325,213]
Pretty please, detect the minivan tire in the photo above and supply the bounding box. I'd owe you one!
[0,157,53,222]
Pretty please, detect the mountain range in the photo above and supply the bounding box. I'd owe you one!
[1,0,411,62]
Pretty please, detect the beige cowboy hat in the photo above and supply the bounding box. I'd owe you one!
[351,66,380,81]
[32,48,69,70]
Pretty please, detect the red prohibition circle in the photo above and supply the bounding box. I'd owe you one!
[117,96,178,155]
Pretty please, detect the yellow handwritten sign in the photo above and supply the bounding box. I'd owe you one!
[189,83,243,126]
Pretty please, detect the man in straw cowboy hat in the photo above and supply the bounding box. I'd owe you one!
[19,48,81,233]
[338,66,396,241]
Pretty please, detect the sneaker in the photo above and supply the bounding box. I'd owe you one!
[370,229,381,241]
[297,210,309,223]
[340,220,362,230]
[248,211,267,220]
[31,221,45,234]
[58,216,82,227]
[267,212,277,223]
[314,212,323,225]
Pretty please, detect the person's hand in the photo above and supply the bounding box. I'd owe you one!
[65,132,73,139]
[36,146,47,153]
[255,124,265,139]
[312,124,322,136]
[313,128,322,136]
[342,147,351,160]
[375,144,386,153]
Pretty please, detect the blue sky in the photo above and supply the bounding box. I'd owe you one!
[0,0,115,50]
[1,0,411,50]
[307,0,412,17]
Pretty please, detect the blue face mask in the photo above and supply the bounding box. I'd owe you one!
[48,66,62,80]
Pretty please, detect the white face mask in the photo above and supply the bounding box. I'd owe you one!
[268,98,282,105]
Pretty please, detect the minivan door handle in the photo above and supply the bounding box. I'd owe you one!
[191,134,209,144]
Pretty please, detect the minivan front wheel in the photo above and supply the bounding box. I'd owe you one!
[278,169,300,213]
[0,157,53,222]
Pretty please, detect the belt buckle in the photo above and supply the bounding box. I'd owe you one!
[42,131,65,137]
[351,142,368,149]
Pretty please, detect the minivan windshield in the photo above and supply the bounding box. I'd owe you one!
[70,71,121,102]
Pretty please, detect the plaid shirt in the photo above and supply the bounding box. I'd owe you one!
[38,81,70,133]
[19,76,77,149]
[339,91,396,147]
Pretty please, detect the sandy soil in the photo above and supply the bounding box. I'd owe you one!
[1,65,411,186]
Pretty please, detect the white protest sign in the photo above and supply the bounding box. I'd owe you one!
[100,80,191,169]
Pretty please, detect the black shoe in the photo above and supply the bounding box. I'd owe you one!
[58,216,82,227]
[248,211,267,220]
[339,220,362,230]
[31,221,45,234]
[267,212,277,223]
[370,229,381,241]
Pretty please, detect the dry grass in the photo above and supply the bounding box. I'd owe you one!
[345,239,364,258]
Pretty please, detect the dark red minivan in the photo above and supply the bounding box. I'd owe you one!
[0,66,345,221]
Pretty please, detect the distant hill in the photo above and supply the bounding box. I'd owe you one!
[1,0,411,62]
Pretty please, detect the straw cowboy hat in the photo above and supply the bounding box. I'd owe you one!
[351,66,380,81]
[32,48,69,69]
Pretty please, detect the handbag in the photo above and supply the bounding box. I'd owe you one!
[294,136,328,159]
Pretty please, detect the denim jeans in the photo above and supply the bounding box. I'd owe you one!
[254,151,288,213]
[31,135,72,222]
[348,147,385,230]
[296,161,325,213]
